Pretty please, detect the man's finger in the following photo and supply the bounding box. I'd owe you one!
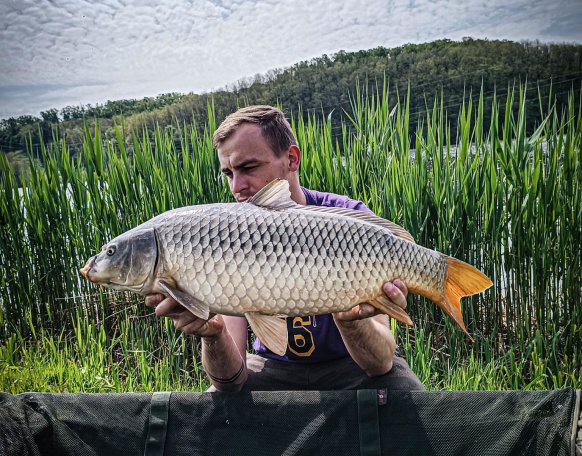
[181,319,209,335]
[145,293,165,307]
[392,279,408,295]
[165,309,187,318]
[155,297,182,317]
[382,281,408,310]
[358,303,376,318]
[174,313,200,331]
[181,317,223,337]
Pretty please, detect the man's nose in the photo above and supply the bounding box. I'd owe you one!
[231,173,247,195]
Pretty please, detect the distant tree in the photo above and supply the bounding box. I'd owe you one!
[40,109,59,124]
[61,105,86,120]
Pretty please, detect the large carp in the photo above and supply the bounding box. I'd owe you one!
[80,179,492,355]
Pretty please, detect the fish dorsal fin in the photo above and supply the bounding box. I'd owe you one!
[247,179,297,210]
[301,206,416,243]
[245,312,288,356]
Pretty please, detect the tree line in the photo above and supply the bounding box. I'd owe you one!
[2,37,581,178]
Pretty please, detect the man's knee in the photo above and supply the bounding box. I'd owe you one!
[364,356,425,391]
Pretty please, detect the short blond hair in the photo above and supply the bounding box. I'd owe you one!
[212,105,297,156]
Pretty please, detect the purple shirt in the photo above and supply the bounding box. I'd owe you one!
[253,187,373,363]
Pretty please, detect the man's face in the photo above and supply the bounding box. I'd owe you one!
[218,123,291,202]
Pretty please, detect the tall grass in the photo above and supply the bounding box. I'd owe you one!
[0,85,580,391]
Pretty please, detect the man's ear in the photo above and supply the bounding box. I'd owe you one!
[288,145,301,172]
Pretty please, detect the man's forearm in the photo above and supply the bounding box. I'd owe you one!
[334,315,396,376]
[201,330,248,391]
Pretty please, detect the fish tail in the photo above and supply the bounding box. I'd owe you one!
[435,256,493,342]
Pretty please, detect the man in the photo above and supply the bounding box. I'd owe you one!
[146,105,424,392]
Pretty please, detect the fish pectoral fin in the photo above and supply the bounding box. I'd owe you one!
[367,295,414,326]
[245,312,288,356]
[159,280,210,320]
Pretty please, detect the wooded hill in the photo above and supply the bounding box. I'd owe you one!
[2,37,581,177]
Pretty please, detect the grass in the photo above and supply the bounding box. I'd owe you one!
[0,83,580,392]
[0,310,208,393]
[1,320,578,393]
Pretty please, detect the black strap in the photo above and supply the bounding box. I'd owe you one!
[144,391,172,456]
[357,389,381,456]
[573,389,581,456]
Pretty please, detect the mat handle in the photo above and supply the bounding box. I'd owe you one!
[357,389,381,456]
[144,392,172,456]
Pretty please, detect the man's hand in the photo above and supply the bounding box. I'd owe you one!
[145,294,224,337]
[333,279,408,322]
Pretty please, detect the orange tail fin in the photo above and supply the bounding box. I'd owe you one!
[436,256,493,342]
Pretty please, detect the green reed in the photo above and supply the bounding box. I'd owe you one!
[0,84,579,391]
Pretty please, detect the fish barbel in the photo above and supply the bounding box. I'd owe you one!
[80,179,492,355]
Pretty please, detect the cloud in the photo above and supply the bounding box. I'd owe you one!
[0,0,580,119]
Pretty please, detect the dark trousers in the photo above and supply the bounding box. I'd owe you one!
[208,354,425,391]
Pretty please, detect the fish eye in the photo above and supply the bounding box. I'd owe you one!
[106,246,116,256]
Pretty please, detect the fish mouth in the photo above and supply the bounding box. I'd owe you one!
[80,257,95,282]
[79,261,123,289]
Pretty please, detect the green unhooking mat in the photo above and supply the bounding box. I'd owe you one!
[1,389,580,456]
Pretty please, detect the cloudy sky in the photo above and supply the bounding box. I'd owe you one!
[1,0,581,120]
